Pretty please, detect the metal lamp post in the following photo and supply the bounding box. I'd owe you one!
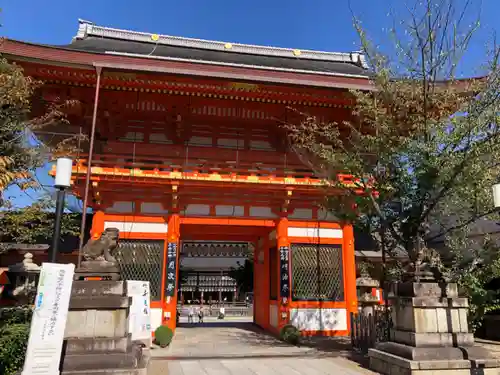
[49,157,73,263]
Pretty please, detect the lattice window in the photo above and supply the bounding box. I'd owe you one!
[115,240,165,301]
[291,244,344,301]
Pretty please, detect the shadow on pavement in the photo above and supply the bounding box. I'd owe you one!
[160,321,370,369]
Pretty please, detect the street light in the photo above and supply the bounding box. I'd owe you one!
[493,182,500,209]
[49,157,73,263]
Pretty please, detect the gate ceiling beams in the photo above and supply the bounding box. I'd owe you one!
[181,241,250,257]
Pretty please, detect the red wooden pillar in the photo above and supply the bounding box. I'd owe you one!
[90,210,105,239]
[162,213,180,331]
[262,235,271,330]
[342,224,357,332]
[276,217,291,331]
[254,236,271,329]
[253,240,260,323]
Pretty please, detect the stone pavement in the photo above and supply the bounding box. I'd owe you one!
[148,320,376,374]
[148,356,376,375]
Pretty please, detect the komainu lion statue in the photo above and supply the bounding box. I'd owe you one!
[82,227,120,265]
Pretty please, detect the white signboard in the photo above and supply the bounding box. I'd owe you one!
[22,262,75,375]
[126,280,152,342]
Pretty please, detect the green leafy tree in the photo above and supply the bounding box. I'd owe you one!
[0,196,80,250]
[0,57,82,253]
[287,0,500,316]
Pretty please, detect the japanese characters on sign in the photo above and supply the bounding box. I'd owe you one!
[127,280,151,342]
[22,262,75,375]
[165,242,178,297]
[279,246,290,299]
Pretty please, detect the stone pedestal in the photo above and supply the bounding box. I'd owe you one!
[74,261,122,281]
[369,282,500,375]
[60,280,149,375]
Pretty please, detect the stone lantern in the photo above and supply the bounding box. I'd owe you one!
[356,266,380,316]
[7,253,41,304]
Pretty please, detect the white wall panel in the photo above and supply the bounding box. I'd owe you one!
[104,221,168,233]
[288,227,343,239]
[290,308,347,331]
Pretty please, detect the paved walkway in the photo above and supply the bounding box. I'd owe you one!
[148,320,375,374]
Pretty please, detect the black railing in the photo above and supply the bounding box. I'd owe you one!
[350,308,392,354]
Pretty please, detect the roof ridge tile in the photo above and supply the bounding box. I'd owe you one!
[74,19,368,68]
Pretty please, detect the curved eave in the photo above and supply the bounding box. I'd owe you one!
[0,39,373,91]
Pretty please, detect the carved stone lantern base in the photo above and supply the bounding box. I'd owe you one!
[368,281,500,374]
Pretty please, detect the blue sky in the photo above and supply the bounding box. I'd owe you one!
[2,0,499,209]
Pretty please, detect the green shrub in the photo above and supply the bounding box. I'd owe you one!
[0,323,30,375]
[280,324,300,345]
[154,325,174,347]
[0,307,32,328]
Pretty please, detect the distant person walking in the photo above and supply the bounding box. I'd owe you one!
[188,306,194,323]
[218,306,225,320]
[198,307,204,323]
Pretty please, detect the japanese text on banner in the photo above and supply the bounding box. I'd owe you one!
[279,246,290,298]
[165,242,178,297]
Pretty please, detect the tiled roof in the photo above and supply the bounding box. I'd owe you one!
[56,19,369,77]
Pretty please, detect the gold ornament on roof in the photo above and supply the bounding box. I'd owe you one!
[293,49,301,56]
[151,34,160,41]
[224,43,233,49]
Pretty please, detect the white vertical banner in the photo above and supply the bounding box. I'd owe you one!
[22,262,75,375]
[126,280,152,342]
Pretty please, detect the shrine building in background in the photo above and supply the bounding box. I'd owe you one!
[0,19,376,336]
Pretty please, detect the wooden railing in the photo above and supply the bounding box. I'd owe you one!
[75,150,316,179]
[350,308,392,354]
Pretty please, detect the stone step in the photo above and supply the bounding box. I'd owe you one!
[62,369,147,375]
[65,337,131,353]
[69,295,131,309]
[61,351,142,372]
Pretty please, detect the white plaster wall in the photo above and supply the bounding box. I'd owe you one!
[185,204,210,216]
[217,138,244,148]
[250,140,273,151]
[106,201,134,213]
[269,304,279,328]
[215,205,245,217]
[250,207,276,218]
[188,136,212,147]
[104,221,168,233]
[149,133,172,144]
[120,132,144,142]
[140,202,168,215]
[290,308,347,331]
[288,208,313,220]
[288,227,343,239]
